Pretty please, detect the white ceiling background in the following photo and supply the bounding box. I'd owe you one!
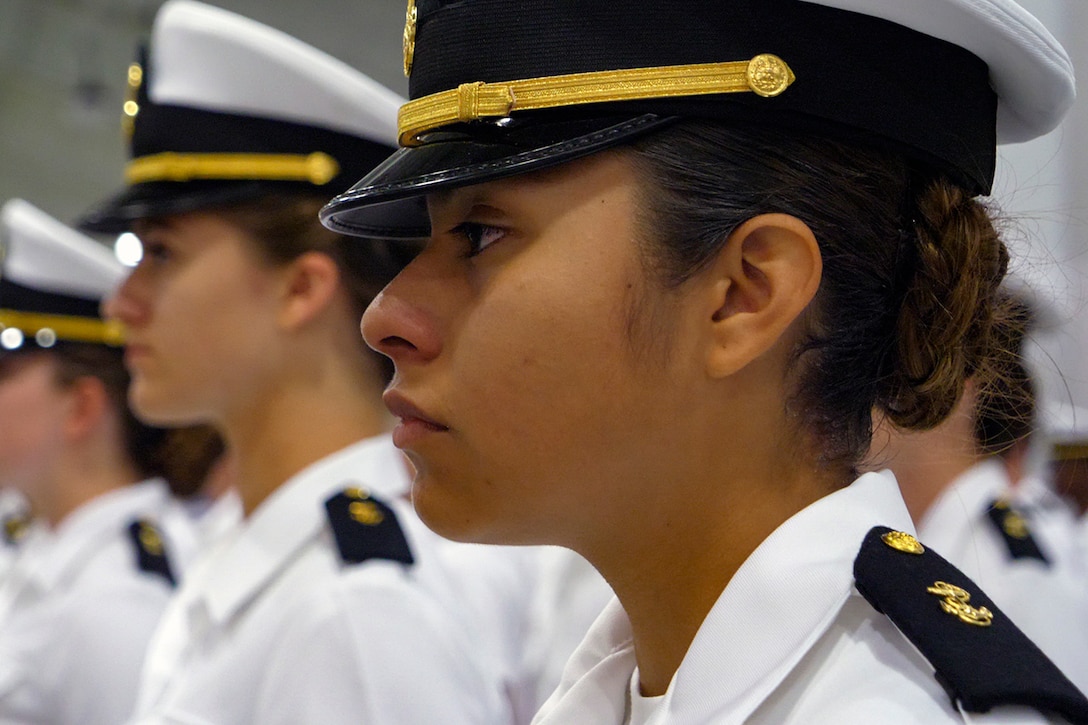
[1,0,1087,415]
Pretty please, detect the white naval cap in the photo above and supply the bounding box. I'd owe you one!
[320,0,1076,239]
[807,0,1075,145]
[0,199,124,349]
[79,0,405,233]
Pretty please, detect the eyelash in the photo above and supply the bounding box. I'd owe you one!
[451,221,505,258]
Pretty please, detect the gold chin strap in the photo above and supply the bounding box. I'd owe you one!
[125,151,340,185]
[397,53,795,147]
[0,310,126,346]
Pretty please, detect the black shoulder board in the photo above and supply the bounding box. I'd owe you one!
[126,519,176,587]
[854,526,1088,723]
[985,499,1049,564]
[324,487,414,566]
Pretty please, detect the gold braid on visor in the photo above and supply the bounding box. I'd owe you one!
[398,54,795,146]
[125,152,340,185]
[0,310,126,346]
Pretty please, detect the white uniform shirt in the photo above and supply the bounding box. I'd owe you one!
[0,489,30,587]
[918,460,1088,693]
[517,546,615,720]
[0,480,177,725]
[130,435,511,725]
[532,471,1064,724]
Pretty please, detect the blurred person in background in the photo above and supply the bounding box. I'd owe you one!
[83,2,522,722]
[868,291,1088,691]
[0,198,179,725]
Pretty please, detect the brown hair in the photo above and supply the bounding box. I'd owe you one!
[629,121,1013,474]
[973,293,1035,457]
[211,194,412,384]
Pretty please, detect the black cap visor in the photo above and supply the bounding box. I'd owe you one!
[78,180,301,234]
[321,113,676,240]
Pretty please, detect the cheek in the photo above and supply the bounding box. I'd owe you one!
[132,256,279,419]
[0,383,65,483]
[455,249,647,475]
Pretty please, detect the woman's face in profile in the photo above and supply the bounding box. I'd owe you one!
[363,151,711,547]
[105,211,286,427]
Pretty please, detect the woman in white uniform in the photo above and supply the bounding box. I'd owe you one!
[82,2,512,723]
[323,0,1088,722]
[0,199,178,725]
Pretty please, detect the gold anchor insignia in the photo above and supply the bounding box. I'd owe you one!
[403,0,417,78]
[927,581,993,627]
[1002,510,1030,540]
[122,62,143,139]
[881,530,925,555]
[138,522,164,556]
[349,500,385,526]
[993,500,1029,539]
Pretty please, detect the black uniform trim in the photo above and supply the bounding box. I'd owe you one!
[854,526,1088,723]
[985,500,1050,564]
[126,519,176,587]
[324,488,414,566]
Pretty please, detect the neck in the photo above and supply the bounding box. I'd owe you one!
[222,367,390,517]
[32,446,139,529]
[584,440,840,696]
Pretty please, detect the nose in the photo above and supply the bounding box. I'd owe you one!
[361,252,445,367]
[101,268,147,328]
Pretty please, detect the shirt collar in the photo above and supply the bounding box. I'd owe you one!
[198,434,410,625]
[917,458,1010,548]
[538,470,914,724]
[28,479,170,592]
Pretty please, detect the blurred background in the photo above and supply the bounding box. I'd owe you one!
[1,0,1087,424]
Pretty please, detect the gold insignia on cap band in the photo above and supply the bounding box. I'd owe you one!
[397,54,795,146]
[881,530,925,555]
[125,152,341,186]
[0,310,125,346]
[122,62,143,140]
[926,581,994,627]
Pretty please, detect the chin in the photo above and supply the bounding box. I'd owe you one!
[128,380,205,427]
[410,469,541,547]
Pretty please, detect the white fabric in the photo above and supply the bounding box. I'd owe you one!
[532,471,1062,724]
[517,546,615,720]
[150,0,403,144]
[627,670,667,725]
[0,489,30,588]
[0,481,176,725]
[130,435,512,725]
[918,459,1088,693]
[157,489,243,579]
[803,0,1075,143]
[0,199,123,298]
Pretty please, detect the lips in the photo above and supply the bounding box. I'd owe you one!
[383,390,449,448]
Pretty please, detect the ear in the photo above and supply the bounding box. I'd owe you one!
[702,213,822,378]
[277,251,342,331]
[63,376,110,442]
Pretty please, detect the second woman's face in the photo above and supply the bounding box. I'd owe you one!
[0,353,68,493]
[362,152,708,546]
[105,211,285,425]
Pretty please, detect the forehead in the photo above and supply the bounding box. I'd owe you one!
[426,149,637,212]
